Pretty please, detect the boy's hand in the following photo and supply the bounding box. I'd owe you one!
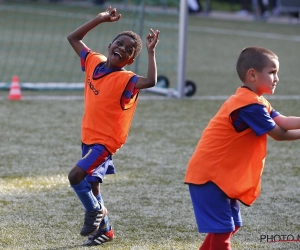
[146,29,160,52]
[97,6,121,23]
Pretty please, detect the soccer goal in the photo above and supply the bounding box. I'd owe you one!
[0,0,196,98]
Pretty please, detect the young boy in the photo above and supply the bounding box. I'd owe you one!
[185,47,300,250]
[67,6,160,246]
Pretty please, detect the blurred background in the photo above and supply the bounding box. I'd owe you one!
[1,0,299,93]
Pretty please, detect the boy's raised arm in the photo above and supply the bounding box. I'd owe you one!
[67,7,121,57]
[135,29,160,89]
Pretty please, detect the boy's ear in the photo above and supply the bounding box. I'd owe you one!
[108,43,111,50]
[247,68,256,82]
[127,58,135,65]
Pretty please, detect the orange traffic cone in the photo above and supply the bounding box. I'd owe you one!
[8,75,22,100]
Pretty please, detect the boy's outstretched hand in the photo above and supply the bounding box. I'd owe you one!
[146,29,160,51]
[98,6,121,23]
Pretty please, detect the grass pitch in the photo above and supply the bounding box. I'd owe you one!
[1,96,300,250]
[1,1,300,250]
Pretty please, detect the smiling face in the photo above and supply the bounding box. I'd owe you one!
[107,35,136,68]
[250,58,279,96]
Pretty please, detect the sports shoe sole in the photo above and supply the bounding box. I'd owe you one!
[83,228,114,246]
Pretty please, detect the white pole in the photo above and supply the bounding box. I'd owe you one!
[177,0,188,98]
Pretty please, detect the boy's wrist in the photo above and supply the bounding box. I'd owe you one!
[94,15,105,24]
[147,50,155,55]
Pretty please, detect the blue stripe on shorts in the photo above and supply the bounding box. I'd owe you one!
[188,182,242,233]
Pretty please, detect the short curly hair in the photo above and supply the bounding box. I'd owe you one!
[112,31,142,59]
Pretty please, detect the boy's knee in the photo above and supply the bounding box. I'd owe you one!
[68,165,86,185]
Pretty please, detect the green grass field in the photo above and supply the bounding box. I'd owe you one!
[1,1,300,250]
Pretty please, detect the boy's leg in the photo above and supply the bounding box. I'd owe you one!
[90,181,112,232]
[69,144,110,236]
[69,166,101,212]
[69,166,107,236]
[189,183,242,250]
[201,200,242,249]
[199,225,240,250]
[83,192,115,246]
[82,179,114,246]
[232,226,240,235]
[209,232,232,250]
[205,225,239,250]
[199,232,231,250]
[199,233,212,250]
[87,155,115,234]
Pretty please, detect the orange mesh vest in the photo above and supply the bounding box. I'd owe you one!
[81,52,138,154]
[185,87,273,206]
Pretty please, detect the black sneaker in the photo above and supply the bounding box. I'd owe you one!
[80,204,107,236]
[83,227,114,246]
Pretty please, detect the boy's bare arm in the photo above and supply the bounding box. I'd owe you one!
[268,115,300,141]
[273,115,300,130]
[67,7,121,57]
[135,29,160,89]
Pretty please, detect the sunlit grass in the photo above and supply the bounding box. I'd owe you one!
[1,97,300,249]
[1,1,300,249]
[0,175,68,193]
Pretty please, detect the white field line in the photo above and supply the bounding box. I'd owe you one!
[1,5,300,43]
[0,5,134,25]
[188,26,300,42]
[1,95,300,101]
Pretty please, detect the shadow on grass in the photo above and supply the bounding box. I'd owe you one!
[41,245,83,250]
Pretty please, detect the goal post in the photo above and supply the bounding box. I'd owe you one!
[0,1,196,98]
[177,0,188,98]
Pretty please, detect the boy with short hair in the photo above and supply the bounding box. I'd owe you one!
[185,47,300,249]
[67,6,160,246]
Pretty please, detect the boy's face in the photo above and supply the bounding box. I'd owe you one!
[252,58,279,96]
[107,35,136,68]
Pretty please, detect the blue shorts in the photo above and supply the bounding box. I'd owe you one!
[76,144,116,183]
[188,182,242,233]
